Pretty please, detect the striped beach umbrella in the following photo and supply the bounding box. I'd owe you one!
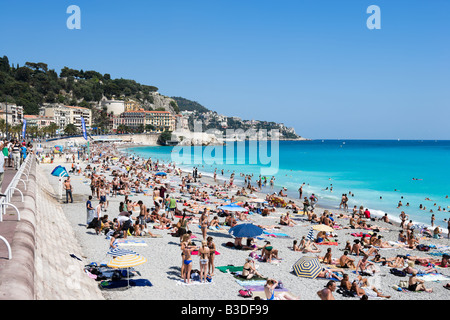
[306,228,315,241]
[107,254,147,269]
[312,224,334,232]
[292,256,322,279]
[107,248,138,257]
[107,254,147,288]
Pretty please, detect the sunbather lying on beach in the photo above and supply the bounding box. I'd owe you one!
[301,241,321,254]
[403,261,437,275]
[351,279,391,299]
[317,267,343,281]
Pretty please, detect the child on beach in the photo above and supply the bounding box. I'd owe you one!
[199,240,210,283]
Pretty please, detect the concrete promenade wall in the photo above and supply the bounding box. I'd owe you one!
[0,159,37,300]
[0,157,104,300]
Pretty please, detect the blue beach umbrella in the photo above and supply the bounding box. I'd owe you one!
[292,256,322,279]
[155,172,167,176]
[229,223,264,238]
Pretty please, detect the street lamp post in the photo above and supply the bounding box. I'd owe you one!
[5,96,8,140]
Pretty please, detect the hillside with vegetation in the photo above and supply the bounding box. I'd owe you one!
[171,96,210,113]
[0,54,303,139]
[0,55,161,116]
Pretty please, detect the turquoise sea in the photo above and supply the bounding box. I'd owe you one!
[124,140,450,229]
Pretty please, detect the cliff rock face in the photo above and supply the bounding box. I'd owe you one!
[147,92,177,113]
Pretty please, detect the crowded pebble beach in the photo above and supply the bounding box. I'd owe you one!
[40,142,450,300]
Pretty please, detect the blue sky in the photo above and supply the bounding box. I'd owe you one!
[0,0,449,139]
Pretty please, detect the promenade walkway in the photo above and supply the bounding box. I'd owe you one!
[0,156,104,300]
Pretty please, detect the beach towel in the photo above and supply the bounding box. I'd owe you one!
[417,273,450,282]
[176,279,215,286]
[351,233,370,238]
[263,231,290,238]
[235,279,268,287]
[99,279,153,290]
[116,239,148,247]
[216,265,244,273]
[242,285,288,292]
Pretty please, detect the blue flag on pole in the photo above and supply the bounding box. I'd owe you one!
[22,119,27,139]
[81,116,87,140]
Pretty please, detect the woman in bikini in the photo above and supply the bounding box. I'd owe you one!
[180,234,196,283]
[242,257,265,280]
[264,279,299,300]
[199,240,210,283]
[207,236,216,276]
[408,271,432,293]
[200,212,209,240]
[182,240,197,284]
[261,241,280,262]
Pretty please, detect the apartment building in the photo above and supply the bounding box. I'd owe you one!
[0,103,23,125]
[40,105,92,130]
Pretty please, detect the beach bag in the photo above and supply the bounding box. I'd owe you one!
[191,272,200,281]
[390,268,407,277]
[417,244,430,252]
[238,289,253,298]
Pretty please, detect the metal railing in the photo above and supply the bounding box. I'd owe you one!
[0,152,34,260]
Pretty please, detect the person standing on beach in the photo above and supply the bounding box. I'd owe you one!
[167,195,177,220]
[137,200,147,229]
[64,177,73,203]
[199,240,210,283]
[302,197,310,214]
[399,211,408,229]
[86,195,95,225]
[298,185,303,199]
[207,236,216,276]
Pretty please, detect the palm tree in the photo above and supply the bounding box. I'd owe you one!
[48,122,59,137]
[64,123,79,136]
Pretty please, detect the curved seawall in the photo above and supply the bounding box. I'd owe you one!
[0,157,104,300]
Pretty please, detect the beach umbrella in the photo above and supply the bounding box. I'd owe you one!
[218,203,248,212]
[306,228,315,241]
[107,254,147,288]
[312,224,334,232]
[155,172,167,176]
[292,256,322,279]
[229,223,264,238]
